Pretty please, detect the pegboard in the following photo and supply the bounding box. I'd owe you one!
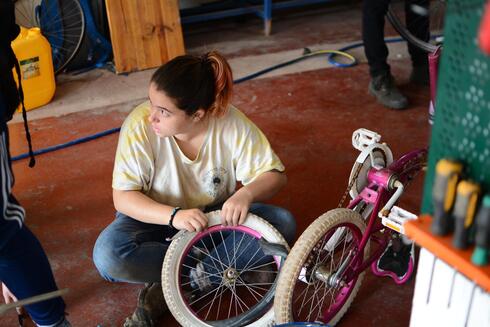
[421,0,490,213]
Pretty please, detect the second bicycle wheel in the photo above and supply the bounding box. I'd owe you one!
[15,0,85,73]
[162,211,289,327]
[274,208,369,326]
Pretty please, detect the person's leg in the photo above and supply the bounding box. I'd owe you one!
[362,0,391,77]
[406,0,430,66]
[0,124,68,326]
[363,0,408,109]
[93,212,176,326]
[93,211,176,283]
[0,226,68,326]
[406,0,430,85]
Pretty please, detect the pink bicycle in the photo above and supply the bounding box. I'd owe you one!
[274,128,427,325]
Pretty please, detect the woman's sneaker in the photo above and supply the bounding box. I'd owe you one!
[124,283,167,327]
[189,262,212,292]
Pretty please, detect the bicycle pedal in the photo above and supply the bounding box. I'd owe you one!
[381,206,418,235]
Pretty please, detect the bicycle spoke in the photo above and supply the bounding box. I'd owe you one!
[240,283,271,293]
[315,285,330,321]
[219,230,232,266]
[333,231,350,272]
[241,260,275,271]
[215,282,227,321]
[210,232,230,269]
[183,256,222,275]
[236,276,262,303]
[229,235,257,268]
[180,270,222,287]
[298,286,317,319]
[203,283,227,320]
[308,282,330,321]
[239,244,264,272]
[293,282,311,305]
[242,268,278,274]
[229,241,251,269]
[189,285,222,307]
[296,278,316,318]
[228,281,249,314]
[200,239,223,273]
[306,281,325,321]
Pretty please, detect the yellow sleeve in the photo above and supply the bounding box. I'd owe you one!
[234,116,285,185]
[112,104,154,191]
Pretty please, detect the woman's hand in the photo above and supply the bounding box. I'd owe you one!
[172,208,208,232]
[221,188,253,226]
[1,282,17,304]
[1,282,42,327]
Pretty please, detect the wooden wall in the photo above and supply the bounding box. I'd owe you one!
[105,0,185,73]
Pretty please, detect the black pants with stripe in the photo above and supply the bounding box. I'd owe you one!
[0,122,66,326]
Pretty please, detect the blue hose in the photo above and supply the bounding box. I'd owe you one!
[12,128,121,161]
[327,36,405,67]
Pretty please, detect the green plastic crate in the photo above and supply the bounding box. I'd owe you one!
[422,0,490,213]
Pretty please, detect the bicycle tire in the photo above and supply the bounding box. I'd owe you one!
[162,211,288,327]
[14,0,85,74]
[387,0,446,53]
[274,208,369,326]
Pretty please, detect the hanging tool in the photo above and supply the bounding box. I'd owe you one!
[472,194,490,265]
[431,159,463,236]
[452,180,481,249]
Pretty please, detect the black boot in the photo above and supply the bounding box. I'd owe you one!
[368,73,408,109]
[377,240,414,278]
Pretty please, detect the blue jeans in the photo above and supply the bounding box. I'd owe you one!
[93,203,296,283]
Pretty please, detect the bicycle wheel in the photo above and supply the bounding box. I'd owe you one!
[274,208,369,326]
[15,0,85,74]
[162,211,289,327]
[387,0,446,53]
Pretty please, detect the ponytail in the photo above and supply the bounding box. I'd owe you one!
[203,51,234,117]
[150,51,233,117]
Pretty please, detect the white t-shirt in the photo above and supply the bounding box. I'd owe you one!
[112,102,285,210]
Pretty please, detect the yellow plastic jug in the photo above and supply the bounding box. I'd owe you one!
[11,27,55,111]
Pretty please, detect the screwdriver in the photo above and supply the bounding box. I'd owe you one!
[452,180,480,249]
[431,159,463,236]
[472,194,490,266]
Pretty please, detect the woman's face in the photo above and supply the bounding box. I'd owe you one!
[147,83,195,138]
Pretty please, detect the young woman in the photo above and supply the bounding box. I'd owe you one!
[93,51,296,326]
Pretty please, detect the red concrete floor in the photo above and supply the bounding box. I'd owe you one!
[2,3,431,326]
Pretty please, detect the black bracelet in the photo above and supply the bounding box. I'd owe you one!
[169,207,181,230]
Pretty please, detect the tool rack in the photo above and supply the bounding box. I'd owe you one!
[407,0,490,326]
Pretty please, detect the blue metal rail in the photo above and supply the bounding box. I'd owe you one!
[180,0,336,35]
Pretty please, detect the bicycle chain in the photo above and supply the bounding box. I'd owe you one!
[301,163,363,275]
[337,163,363,208]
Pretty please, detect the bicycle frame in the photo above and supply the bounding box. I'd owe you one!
[342,148,428,284]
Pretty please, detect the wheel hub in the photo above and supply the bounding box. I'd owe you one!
[313,265,334,285]
[223,267,238,284]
